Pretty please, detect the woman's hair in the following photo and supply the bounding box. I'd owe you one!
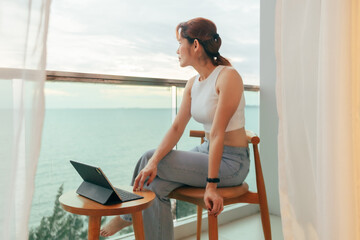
[176,17,231,66]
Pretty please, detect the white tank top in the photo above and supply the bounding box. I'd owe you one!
[191,65,245,133]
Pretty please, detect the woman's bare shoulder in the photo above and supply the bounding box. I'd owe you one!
[219,66,242,80]
[217,66,243,89]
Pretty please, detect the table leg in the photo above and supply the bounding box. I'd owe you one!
[88,215,101,240]
[132,211,145,240]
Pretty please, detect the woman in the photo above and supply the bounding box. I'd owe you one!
[100,17,250,239]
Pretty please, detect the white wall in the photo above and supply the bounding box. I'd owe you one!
[260,0,280,216]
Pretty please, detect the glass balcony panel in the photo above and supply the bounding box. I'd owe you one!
[244,90,260,192]
[29,80,259,238]
[29,81,172,238]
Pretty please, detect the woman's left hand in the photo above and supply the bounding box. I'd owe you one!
[204,185,224,217]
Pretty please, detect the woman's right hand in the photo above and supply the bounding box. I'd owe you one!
[133,162,158,191]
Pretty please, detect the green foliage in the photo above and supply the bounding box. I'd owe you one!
[176,200,196,219]
[29,184,107,240]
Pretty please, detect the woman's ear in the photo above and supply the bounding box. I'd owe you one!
[193,39,199,49]
[193,39,201,52]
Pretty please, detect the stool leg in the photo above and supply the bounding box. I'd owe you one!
[88,215,101,240]
[207,214,218,240]
[132,211,145,240]
[197,206,202,240]
[259,202,272,240]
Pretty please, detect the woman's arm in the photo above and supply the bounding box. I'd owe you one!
[204,67,243,216]
[133,76,195,190]
[147,77,194,165]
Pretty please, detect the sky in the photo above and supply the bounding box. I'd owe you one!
[44,0,259,108]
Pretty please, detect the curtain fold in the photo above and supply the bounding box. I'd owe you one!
[275,0,360,239]
[0,0,51,239]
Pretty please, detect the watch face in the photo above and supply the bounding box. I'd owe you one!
[206,178,220,183]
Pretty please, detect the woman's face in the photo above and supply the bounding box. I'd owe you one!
[176,37,192,67]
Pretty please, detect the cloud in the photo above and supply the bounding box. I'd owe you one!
[44,88,73,96]
[46,0,259,85]
[228,57,246,63]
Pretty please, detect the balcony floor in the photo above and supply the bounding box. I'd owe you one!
[179,213,283,240]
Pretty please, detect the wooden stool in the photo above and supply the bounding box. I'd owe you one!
[59,186,155,240]
[168,130,271,240]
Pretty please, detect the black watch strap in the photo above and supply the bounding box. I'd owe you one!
[206,177,220,183]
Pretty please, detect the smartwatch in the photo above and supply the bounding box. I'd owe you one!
[206,177,220,183]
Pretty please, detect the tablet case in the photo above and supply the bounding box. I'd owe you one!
[76,181,121,205]
[70,160,122,205]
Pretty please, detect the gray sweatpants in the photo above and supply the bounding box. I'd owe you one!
[122,138,250,240]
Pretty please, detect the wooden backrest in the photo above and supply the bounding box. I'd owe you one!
[189,130,206,143]
[189,130,260,144]
[245,131,266,200]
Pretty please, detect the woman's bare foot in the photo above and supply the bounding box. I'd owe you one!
[100,216,132,237]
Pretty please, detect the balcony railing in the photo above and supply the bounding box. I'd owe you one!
[46,70,260,91]
[26,70,260,239]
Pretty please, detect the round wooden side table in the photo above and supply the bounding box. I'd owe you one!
[59,186,155,240]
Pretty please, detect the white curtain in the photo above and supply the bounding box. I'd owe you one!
[275,0,360,239]
[0,0,51,239]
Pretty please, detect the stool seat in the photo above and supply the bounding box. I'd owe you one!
[169,183,249,209]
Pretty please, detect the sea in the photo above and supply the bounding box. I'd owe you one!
[29,107,259,229]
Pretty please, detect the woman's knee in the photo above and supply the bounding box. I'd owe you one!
[142,148,156,161]
[146,178,180,201]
